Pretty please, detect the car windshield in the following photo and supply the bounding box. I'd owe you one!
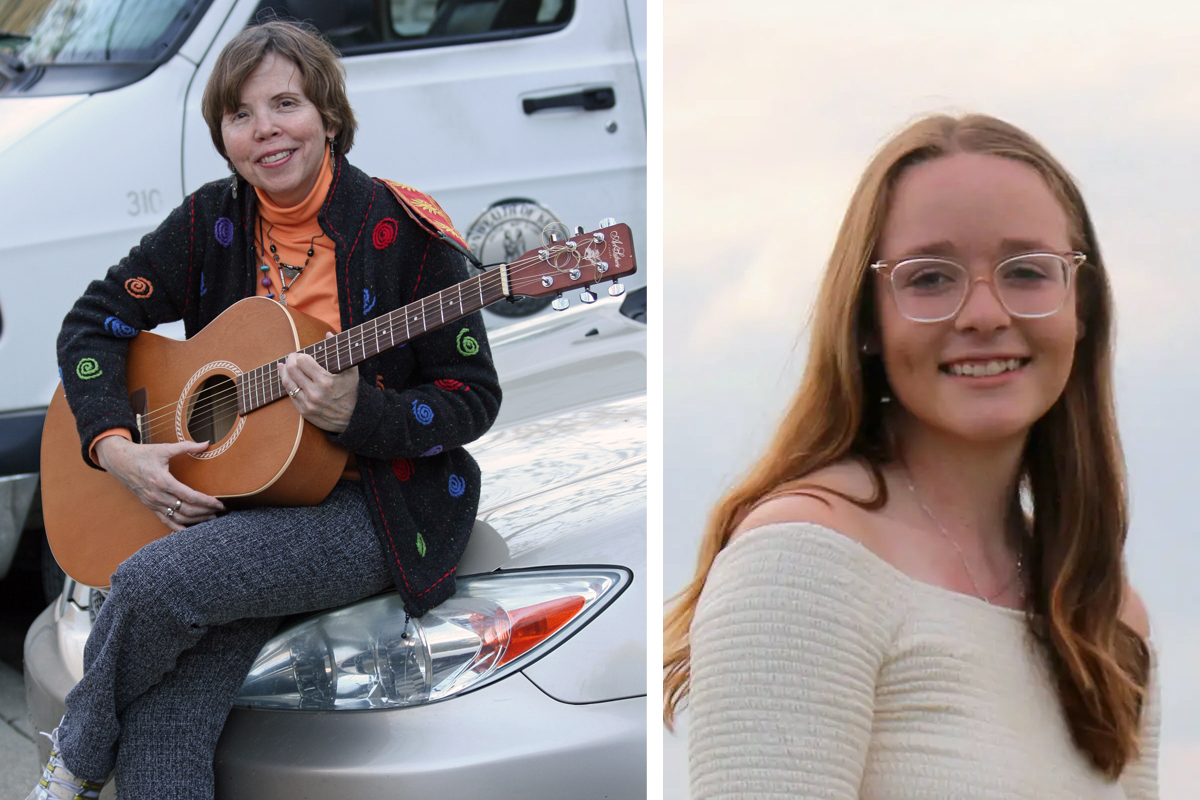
[0,0,194,64]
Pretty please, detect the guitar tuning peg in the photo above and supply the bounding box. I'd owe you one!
[574,226,585,235]
[599,217,616,229]
[552,294,570,311]
[580,289,597,304]
[608,280,625,298]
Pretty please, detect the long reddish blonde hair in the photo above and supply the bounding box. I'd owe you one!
[663,113,1150,777]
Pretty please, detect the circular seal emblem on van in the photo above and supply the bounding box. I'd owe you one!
[466,199,561,317]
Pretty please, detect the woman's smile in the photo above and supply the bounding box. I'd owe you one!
[939,357,1031,378]
[257,149,296,165]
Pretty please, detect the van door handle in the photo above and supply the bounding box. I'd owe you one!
[523,87,615,115]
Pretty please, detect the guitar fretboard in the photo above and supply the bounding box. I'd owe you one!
[235,270,506,414]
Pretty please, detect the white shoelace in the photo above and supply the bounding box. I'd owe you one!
[31,727,104,800]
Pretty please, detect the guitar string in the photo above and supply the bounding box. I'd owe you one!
[132,243,617,434]
[134,261,585,431]
[132,265,523,431]
[134,230,628,435]
[131,256,620,439]
[132,265,532,433]
[134,278,507,438]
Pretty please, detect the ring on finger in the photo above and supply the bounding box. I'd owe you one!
[166,506,176,518]
[289,387,302,398]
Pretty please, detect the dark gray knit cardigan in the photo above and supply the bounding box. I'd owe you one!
[56,155,502,616]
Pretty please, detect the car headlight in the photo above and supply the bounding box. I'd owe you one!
[233,567,629,710]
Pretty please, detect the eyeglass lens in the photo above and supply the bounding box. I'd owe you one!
[889,254,1070,322]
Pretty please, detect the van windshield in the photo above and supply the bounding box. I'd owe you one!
[0,0,194,64]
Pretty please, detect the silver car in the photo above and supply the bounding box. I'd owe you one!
[24,292,647,799]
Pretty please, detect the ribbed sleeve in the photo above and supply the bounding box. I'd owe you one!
[688,523,903,800]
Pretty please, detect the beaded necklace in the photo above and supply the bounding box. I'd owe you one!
[257,215,324,306]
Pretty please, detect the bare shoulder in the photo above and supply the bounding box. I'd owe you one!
[730,460,881,548]
[1121,582,1152,641]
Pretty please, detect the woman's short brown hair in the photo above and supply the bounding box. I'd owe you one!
[201,19,358,171]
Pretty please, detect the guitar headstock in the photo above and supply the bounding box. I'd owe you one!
[502,219,637,310]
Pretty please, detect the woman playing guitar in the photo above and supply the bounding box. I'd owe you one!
[30,19,501,800]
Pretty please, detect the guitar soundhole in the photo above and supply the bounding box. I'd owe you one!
[186,374,238,444]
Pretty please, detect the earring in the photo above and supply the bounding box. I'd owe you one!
[231,171,237,200]
[329,138,335,160]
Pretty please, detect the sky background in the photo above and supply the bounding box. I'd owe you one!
[663,1,1200,796]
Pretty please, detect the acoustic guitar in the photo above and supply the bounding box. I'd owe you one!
[41,222,637,588]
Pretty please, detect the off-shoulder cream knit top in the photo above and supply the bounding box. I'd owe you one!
[688,523,1160,800]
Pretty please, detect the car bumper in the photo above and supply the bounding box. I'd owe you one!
[24,603,646,799]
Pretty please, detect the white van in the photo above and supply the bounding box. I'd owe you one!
[0,0,647,593]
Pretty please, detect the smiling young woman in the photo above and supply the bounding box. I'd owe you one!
[664,114,1157,799]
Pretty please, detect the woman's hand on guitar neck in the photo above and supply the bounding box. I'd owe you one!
[94,436,226,532]
[278,333,359,434]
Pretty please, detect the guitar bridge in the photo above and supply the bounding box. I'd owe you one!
[130,387,149,444]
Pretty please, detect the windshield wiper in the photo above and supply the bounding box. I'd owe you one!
[0,30,29,79]
[0,49,26,78]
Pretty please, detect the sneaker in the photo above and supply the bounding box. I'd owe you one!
[26,725,107,800]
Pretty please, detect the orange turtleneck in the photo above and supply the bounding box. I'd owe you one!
[253,146,339,330]
[93,147,359,479]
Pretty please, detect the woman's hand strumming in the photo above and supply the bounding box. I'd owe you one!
[278,332,359,434]
[94,436,226,532]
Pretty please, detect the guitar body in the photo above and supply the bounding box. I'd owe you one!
[42,298,349,588]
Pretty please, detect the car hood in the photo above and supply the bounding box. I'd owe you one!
[0,94,86,158]
[470,297,646,573]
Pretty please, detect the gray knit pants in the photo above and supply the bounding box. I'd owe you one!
[55,481,394,799]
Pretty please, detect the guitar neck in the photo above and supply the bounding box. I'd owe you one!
[237,270,507,414]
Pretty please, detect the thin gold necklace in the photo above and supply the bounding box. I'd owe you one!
[903,465,1024,605]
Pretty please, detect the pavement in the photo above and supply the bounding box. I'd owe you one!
[0,660,38,799]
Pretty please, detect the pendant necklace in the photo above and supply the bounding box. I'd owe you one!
[258,216,323,306]
[903,465,1024,605]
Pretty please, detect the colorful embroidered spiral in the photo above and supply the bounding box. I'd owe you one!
[421,445,443,457]
[412,400,434,425]
[391,458,414,481]
[124,277,153,299]
[214,217,235,248]
[415,532,427,557]
[372,218,397,249]
[75,358,103,380]
[104,316,138,338]
[448,474,465,498]
[456,328,479,357]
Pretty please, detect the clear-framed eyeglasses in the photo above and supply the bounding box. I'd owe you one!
[870,251,1086,324]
